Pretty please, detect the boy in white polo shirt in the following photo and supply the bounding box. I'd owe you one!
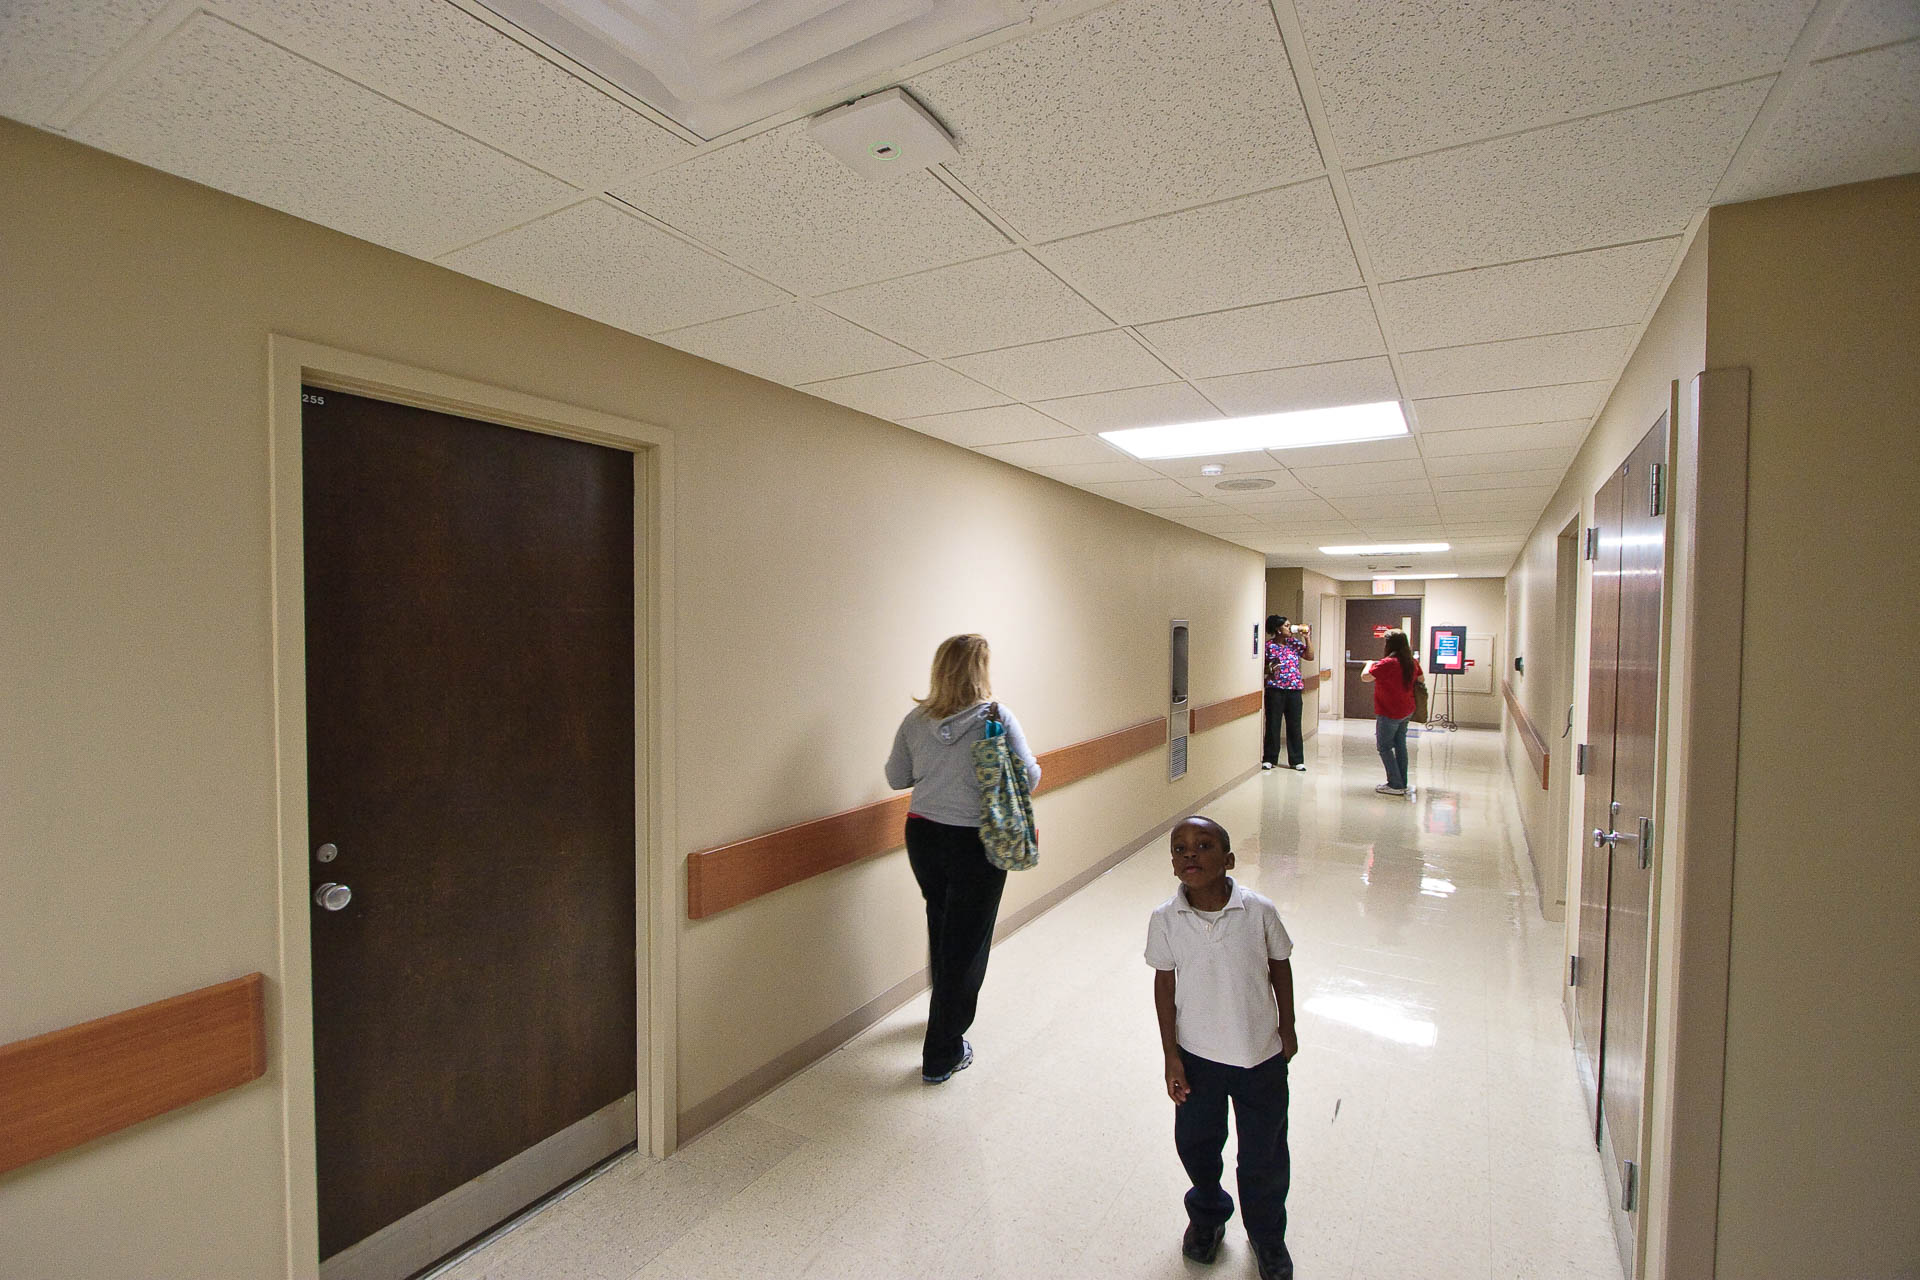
[1146,816,1297,1280]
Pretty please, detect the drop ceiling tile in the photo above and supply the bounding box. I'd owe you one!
[798,363,1010,420]
[949,330,1176,402]
[1399,328,1637,399]
[1032,459,1164,485]
[1313,478,1436,500]
[1437,487,1557,511]
[611,120,1006,294]
[1349,83,1769,279]
[897,405,1081,448]
[71,16,578,260]
[1230,496,1344,518]
[1144,502,1240,519]
[218,0,689,184]
[1264,437,1423,468]
[1431,468,1568,492]
[1424,446,1576,475]
[909,0,1321,241]
[1146,456,1308,484]
[819,252,1112,358]
[1204,479,1316,505]
[1414,382,1609,433]
[978,435,1129,468]
[653,302,917,385]
[442,200,786,334]
[1078,478,1213,507]
[1332,495,1441,518]
[1419,421,1592,456]
[1136,289,1387,381]
[0,0,171,124]
[1819,0,1920,57]
[1721,41,1920,202]
[1035,383,1222,433]
[1040,182,1361,325]
[1296,0,1814,167]
[1381,240,1681,350]
[1197,357,1400,418]
[1294,458,1430,491]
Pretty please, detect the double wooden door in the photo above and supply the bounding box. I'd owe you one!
[1343,598,1422,719]
[1573,415,1667,1271]
[303,388,638,1276]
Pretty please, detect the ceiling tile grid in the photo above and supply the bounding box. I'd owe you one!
[819,251,1112,357]
[611,120,1009,294]
[1378,240,1683,350]
[1035,382,1223,433]
[948,329,1178,402]
[216,0,691,185]
[1349,81,1773,279]
[1398,327,1638,399]
[1412,382,1613,433]
[1037,180,1363,324]
[895,404,1081,449]
[1295,0,1817,166]
[1196,356,1400,418]
[1720,38,1920,201]
[798,363,1011,420]
[442,199,788,335]
[1136,288,1387,380]
[1818,0,1920,58]
[69,16,582,260]
[650,301,920,385]
[0,0,173,124]
[909,0,1323,241]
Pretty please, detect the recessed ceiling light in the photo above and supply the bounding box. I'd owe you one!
[1320,542,1450,555]
[1101,401,1408,460]
[1199,464,1225,476]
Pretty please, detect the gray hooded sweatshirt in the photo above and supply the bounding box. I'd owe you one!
[885,701,1041,828]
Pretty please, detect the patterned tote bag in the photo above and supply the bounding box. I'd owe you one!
[973,702,1038,871]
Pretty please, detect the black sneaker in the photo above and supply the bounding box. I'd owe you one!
[921,1038,973,1084]
[1253,1240,1294,1280]
[1181,1221,1225,1264]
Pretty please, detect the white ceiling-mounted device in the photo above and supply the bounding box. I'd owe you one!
[808,87,958,181]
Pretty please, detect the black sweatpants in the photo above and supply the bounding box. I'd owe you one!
[905,815,1007,1076]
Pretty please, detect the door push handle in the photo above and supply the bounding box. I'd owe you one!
[314,882,352,911]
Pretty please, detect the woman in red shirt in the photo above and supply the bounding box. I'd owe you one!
[1360,629,1422,795]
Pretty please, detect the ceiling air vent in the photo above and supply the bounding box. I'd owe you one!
[1214,477,1277,492]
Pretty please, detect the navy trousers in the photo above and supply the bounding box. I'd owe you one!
[905,816,1007,1077]
[1174,1047,1292,1251]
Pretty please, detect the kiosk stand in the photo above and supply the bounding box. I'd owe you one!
[1427,625,1467,732]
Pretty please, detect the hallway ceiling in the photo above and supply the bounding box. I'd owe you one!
[7,0,1915,579]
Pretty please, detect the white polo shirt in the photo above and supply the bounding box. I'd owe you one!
[1145,879,1293,1069]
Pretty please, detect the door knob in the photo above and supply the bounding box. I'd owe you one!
[1591,827,1640,850]
[314,882,352,911]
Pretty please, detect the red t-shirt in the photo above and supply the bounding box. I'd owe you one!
[1365,656,1422,720]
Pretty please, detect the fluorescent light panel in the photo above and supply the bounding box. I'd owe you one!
[1100,401,1408,461]
[1319,542,1450,555]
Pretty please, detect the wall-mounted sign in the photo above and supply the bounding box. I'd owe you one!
[1372,577,1395,594]
[1372,623,1393,639]
[1429,625,1467,675]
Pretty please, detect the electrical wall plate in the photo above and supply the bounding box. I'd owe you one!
[807,87,958,180]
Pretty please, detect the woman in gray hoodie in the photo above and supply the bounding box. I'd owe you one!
[885,634,1040,1084]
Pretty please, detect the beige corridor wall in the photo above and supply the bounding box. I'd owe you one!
[1502,231,1708,925]
[0,120,1263,1280]
[1702,175,1920,1279]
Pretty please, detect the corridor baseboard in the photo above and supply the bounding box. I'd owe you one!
[675,764,1260,1143]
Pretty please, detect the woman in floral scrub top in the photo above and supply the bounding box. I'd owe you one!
[1262,614,1313,771]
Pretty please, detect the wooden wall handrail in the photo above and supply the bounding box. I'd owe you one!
[0,973,267,1175]
[687,691,1261,919]
[1502,677,1552,791]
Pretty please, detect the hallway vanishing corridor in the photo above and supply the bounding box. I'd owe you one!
[435,722,1621,1280]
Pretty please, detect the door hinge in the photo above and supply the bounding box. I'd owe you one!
[1622,1159,1639,1213]
[1583,526,1600,560]
[1638,815,1654,870]
[1569,954,1580,988]
[1649,462,1665,517]
[1575,743,1591,775]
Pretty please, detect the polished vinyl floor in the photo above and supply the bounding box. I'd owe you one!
[436,721,1622,1280]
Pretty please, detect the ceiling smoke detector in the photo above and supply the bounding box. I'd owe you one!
[1214,477,1277,492]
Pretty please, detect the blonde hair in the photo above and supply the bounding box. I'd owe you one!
[917,634,992,718]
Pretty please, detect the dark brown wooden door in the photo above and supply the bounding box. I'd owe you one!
[1343,598,1422,719]
[1575,415,1667,1264]
[303,388,636,1262]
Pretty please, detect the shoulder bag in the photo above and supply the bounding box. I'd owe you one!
[973,702,1038,871]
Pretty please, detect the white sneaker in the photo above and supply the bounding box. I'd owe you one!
[1375,783,1407,795]
[1261,762,1276,770]
[1291,763,1307,772]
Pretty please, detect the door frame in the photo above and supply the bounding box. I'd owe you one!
[265,336,679,1280]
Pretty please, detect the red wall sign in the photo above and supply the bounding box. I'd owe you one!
[1372,624,1392,639]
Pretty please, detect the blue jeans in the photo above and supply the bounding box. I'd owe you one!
[1173,1048,1292,1254]
[1375,715,1410,789]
